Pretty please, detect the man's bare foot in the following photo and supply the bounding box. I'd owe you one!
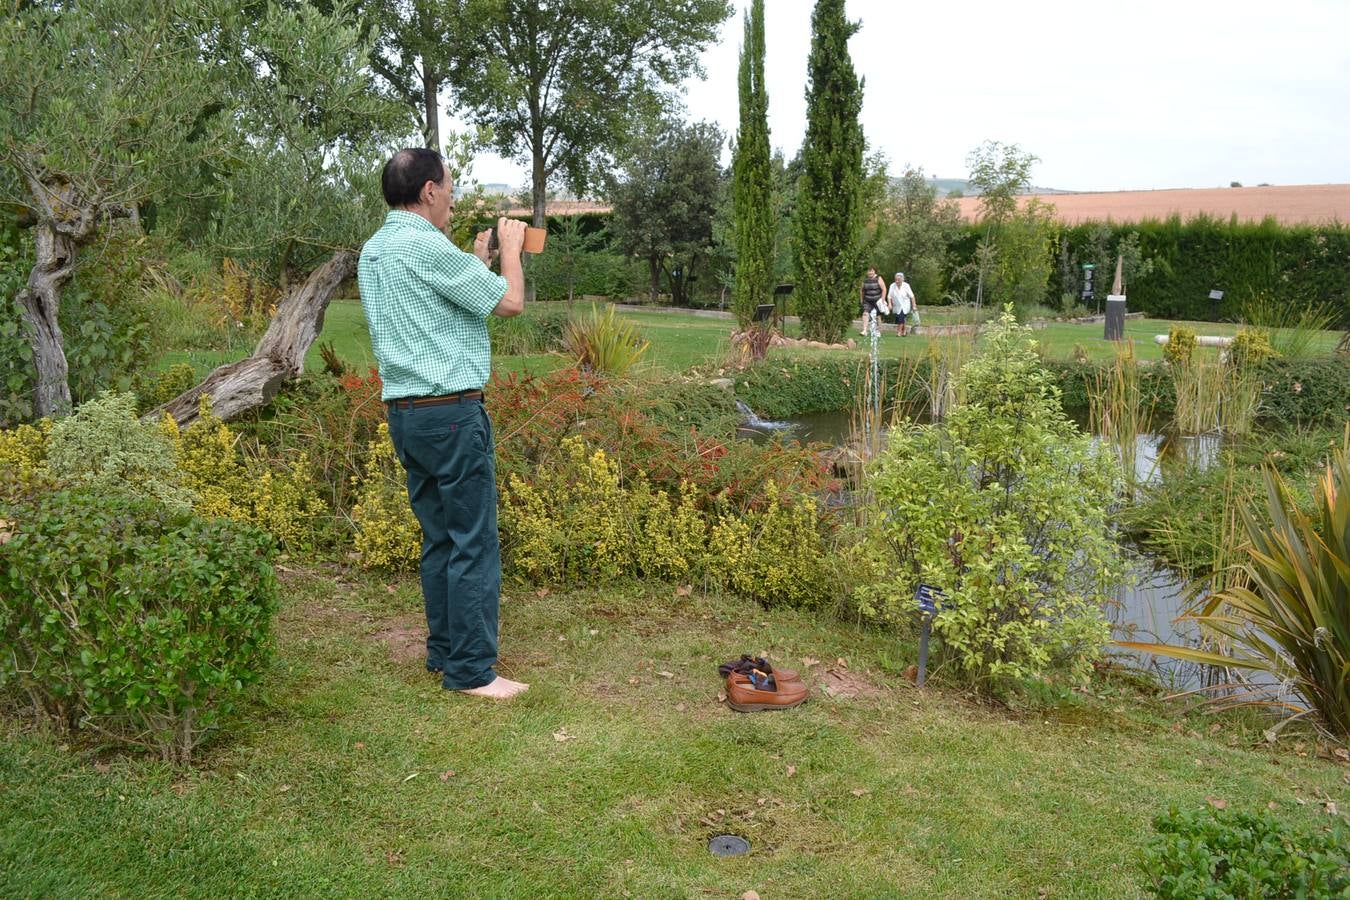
[458,676,530,700]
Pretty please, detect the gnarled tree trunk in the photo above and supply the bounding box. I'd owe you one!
[16,222,77,417]
[151,250,356,428]
[15,175,129,418]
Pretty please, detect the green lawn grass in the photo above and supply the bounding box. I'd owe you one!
[152,300,1343,383]
[3,571,1344,897]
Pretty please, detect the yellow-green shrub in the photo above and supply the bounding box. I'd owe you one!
[1164,324,1196,367]
[501,437,700,584]
[1229,327,1279,368]
[350,423,422,570]
[0,420,51,499]
[162,397,326,552]
[708,481,830,608]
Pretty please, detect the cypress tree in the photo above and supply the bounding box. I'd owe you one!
[731,0,774,329]
[792,0,864,343]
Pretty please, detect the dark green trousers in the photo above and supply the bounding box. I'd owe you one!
[386,396,500,690]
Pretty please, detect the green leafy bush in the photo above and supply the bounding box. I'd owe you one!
[1142,805,1349,898]
[42,391,194,509]
[862,310,1121,687]
[488,303,570,355]
[735,356,898,419]
[0,489,279,764]
[1256,357,1350,425]
[135,362,199,412]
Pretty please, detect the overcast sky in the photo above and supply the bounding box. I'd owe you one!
[461,0,1350,193]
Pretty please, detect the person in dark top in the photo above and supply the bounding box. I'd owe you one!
[859,266,886,336]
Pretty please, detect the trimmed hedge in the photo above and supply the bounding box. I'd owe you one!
[0,488,279,764]
[951,216,1350,325]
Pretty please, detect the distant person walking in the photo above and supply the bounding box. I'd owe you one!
[859,266,886,335]
[889,272,916,336]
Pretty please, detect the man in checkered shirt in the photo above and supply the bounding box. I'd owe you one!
[358,148,529,700]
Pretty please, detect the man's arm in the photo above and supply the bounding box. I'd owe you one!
[491,217,527,318]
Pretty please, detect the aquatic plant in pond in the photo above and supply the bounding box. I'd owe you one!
[1121,429,1350,736]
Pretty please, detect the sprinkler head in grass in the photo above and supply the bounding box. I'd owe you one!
[708,834,750,857]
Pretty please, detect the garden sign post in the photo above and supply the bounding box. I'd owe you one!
[914,584,945,687]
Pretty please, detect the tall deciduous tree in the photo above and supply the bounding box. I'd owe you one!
[731,0,773,329]
[443,0,731,227]
[608,120,724,306]
[358,0,451,149]
[965,140,1055,312]
[792,0,865,344]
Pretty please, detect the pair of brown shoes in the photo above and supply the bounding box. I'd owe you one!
[720,656,808,712]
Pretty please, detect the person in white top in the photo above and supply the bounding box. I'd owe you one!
[888,272,916,336]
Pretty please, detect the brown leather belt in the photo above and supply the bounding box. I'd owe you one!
[387,389,483,410]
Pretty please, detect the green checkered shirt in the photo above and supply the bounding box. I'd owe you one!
[357,210,507,401]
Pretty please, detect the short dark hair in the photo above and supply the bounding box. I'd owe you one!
[381,148,446,207]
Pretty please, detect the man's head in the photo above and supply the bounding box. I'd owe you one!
[382,148,455,229]
[894,272,905,283]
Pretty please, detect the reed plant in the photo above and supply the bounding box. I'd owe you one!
[1088,342,1153,492]
[1171,361,1260,436]
[918,331,978,421]
[1120,427,1350,737]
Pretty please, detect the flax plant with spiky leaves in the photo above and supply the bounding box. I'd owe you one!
[562,304,650,377]
[1120,428,1350,737]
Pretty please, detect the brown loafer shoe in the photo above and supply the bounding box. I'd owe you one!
[725,672,808,712]
[718,655,803,685]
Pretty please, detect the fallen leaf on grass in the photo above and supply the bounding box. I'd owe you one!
[553,728,573,743]
[675,585,692,597]
[1206,796,1227,810]
[93,761,111,775]
[536,587,551,598]
[588,629,599,636]
[1171,722,1183,733]
[354,742,365,751]
[836,657,848,669]
[1325,800,1339,816]
[1333,748,1349,762]
[628,676,640,685]
[278,784,292,793]
[385,585,397,594]
[850,788,870,797]
[800,657,819,667]
[1209,723,1222,735]
[658,671,674,679]
[674,703,687,713]
[786,765,797,778]
[384,850,403,866]
[172,782,189,797]
[439,770,456,781]
[716,690,727,703]
[1268,801,1279,810]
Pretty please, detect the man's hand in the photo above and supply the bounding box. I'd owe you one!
[473,228,496,265]
[490,217,528,318]
[496,217,526,256]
